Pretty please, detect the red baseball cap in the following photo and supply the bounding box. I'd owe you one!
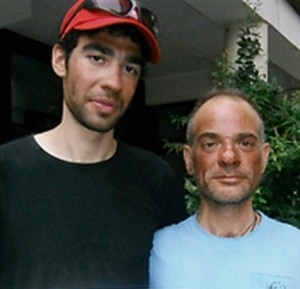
[59,0,161,63]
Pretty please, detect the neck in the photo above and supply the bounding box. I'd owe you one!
[197,202,260,238]
[34,123,117,163]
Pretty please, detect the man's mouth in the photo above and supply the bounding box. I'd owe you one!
[215,175,244,184]
[92,98,119,114]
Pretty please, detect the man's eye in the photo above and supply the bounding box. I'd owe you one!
[200,141,218,151]
[239,139,255,150]
[124,64,141,76]
[89,55,104,63]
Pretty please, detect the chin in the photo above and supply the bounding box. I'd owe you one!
[203,188,252,206]
[80,118,118,133]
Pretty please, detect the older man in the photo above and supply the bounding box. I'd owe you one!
[150,89,300,289]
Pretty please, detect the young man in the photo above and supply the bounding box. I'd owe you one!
[149,89,300,289]
[0,1,186,288]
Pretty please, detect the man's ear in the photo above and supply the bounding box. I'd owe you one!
[261,142,270,174]
[183,144,194,175]
[52,44,67,78]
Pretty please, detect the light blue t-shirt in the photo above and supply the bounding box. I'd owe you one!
[149,213,300,289]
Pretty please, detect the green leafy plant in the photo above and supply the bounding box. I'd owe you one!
[167,21,300,228]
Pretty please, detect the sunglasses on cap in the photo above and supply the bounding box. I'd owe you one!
[60,0,159,39]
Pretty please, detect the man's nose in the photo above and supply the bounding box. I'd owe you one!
[218,143,240,167]
[101,64,123,93]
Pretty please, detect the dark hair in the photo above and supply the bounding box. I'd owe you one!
[186,88,266,145]
[57,24,149,75]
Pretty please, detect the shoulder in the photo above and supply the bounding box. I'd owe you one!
[150,216,196,265]
[261,213,300,239]
[117,142,174,172]
[0,136,40,174]
[153,215,195,246]
[116,142,187,226]
[0,135,33,156]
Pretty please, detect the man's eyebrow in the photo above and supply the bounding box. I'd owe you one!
[236,133,259,140]
[82,43,145,66]
[82,43,114,56]
[196,132,259,141]
[197,132,219,140]
[126,55,145,66]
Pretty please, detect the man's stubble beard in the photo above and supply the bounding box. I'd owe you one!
[196,170,258,206]
[64,95,128,134]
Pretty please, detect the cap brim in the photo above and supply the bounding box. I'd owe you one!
[61,9,160,64]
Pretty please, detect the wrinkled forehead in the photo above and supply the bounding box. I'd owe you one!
[194,96,262,137]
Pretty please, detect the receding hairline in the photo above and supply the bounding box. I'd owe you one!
[186,90,266,145]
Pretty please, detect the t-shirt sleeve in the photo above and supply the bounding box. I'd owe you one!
[149,228,184,289]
